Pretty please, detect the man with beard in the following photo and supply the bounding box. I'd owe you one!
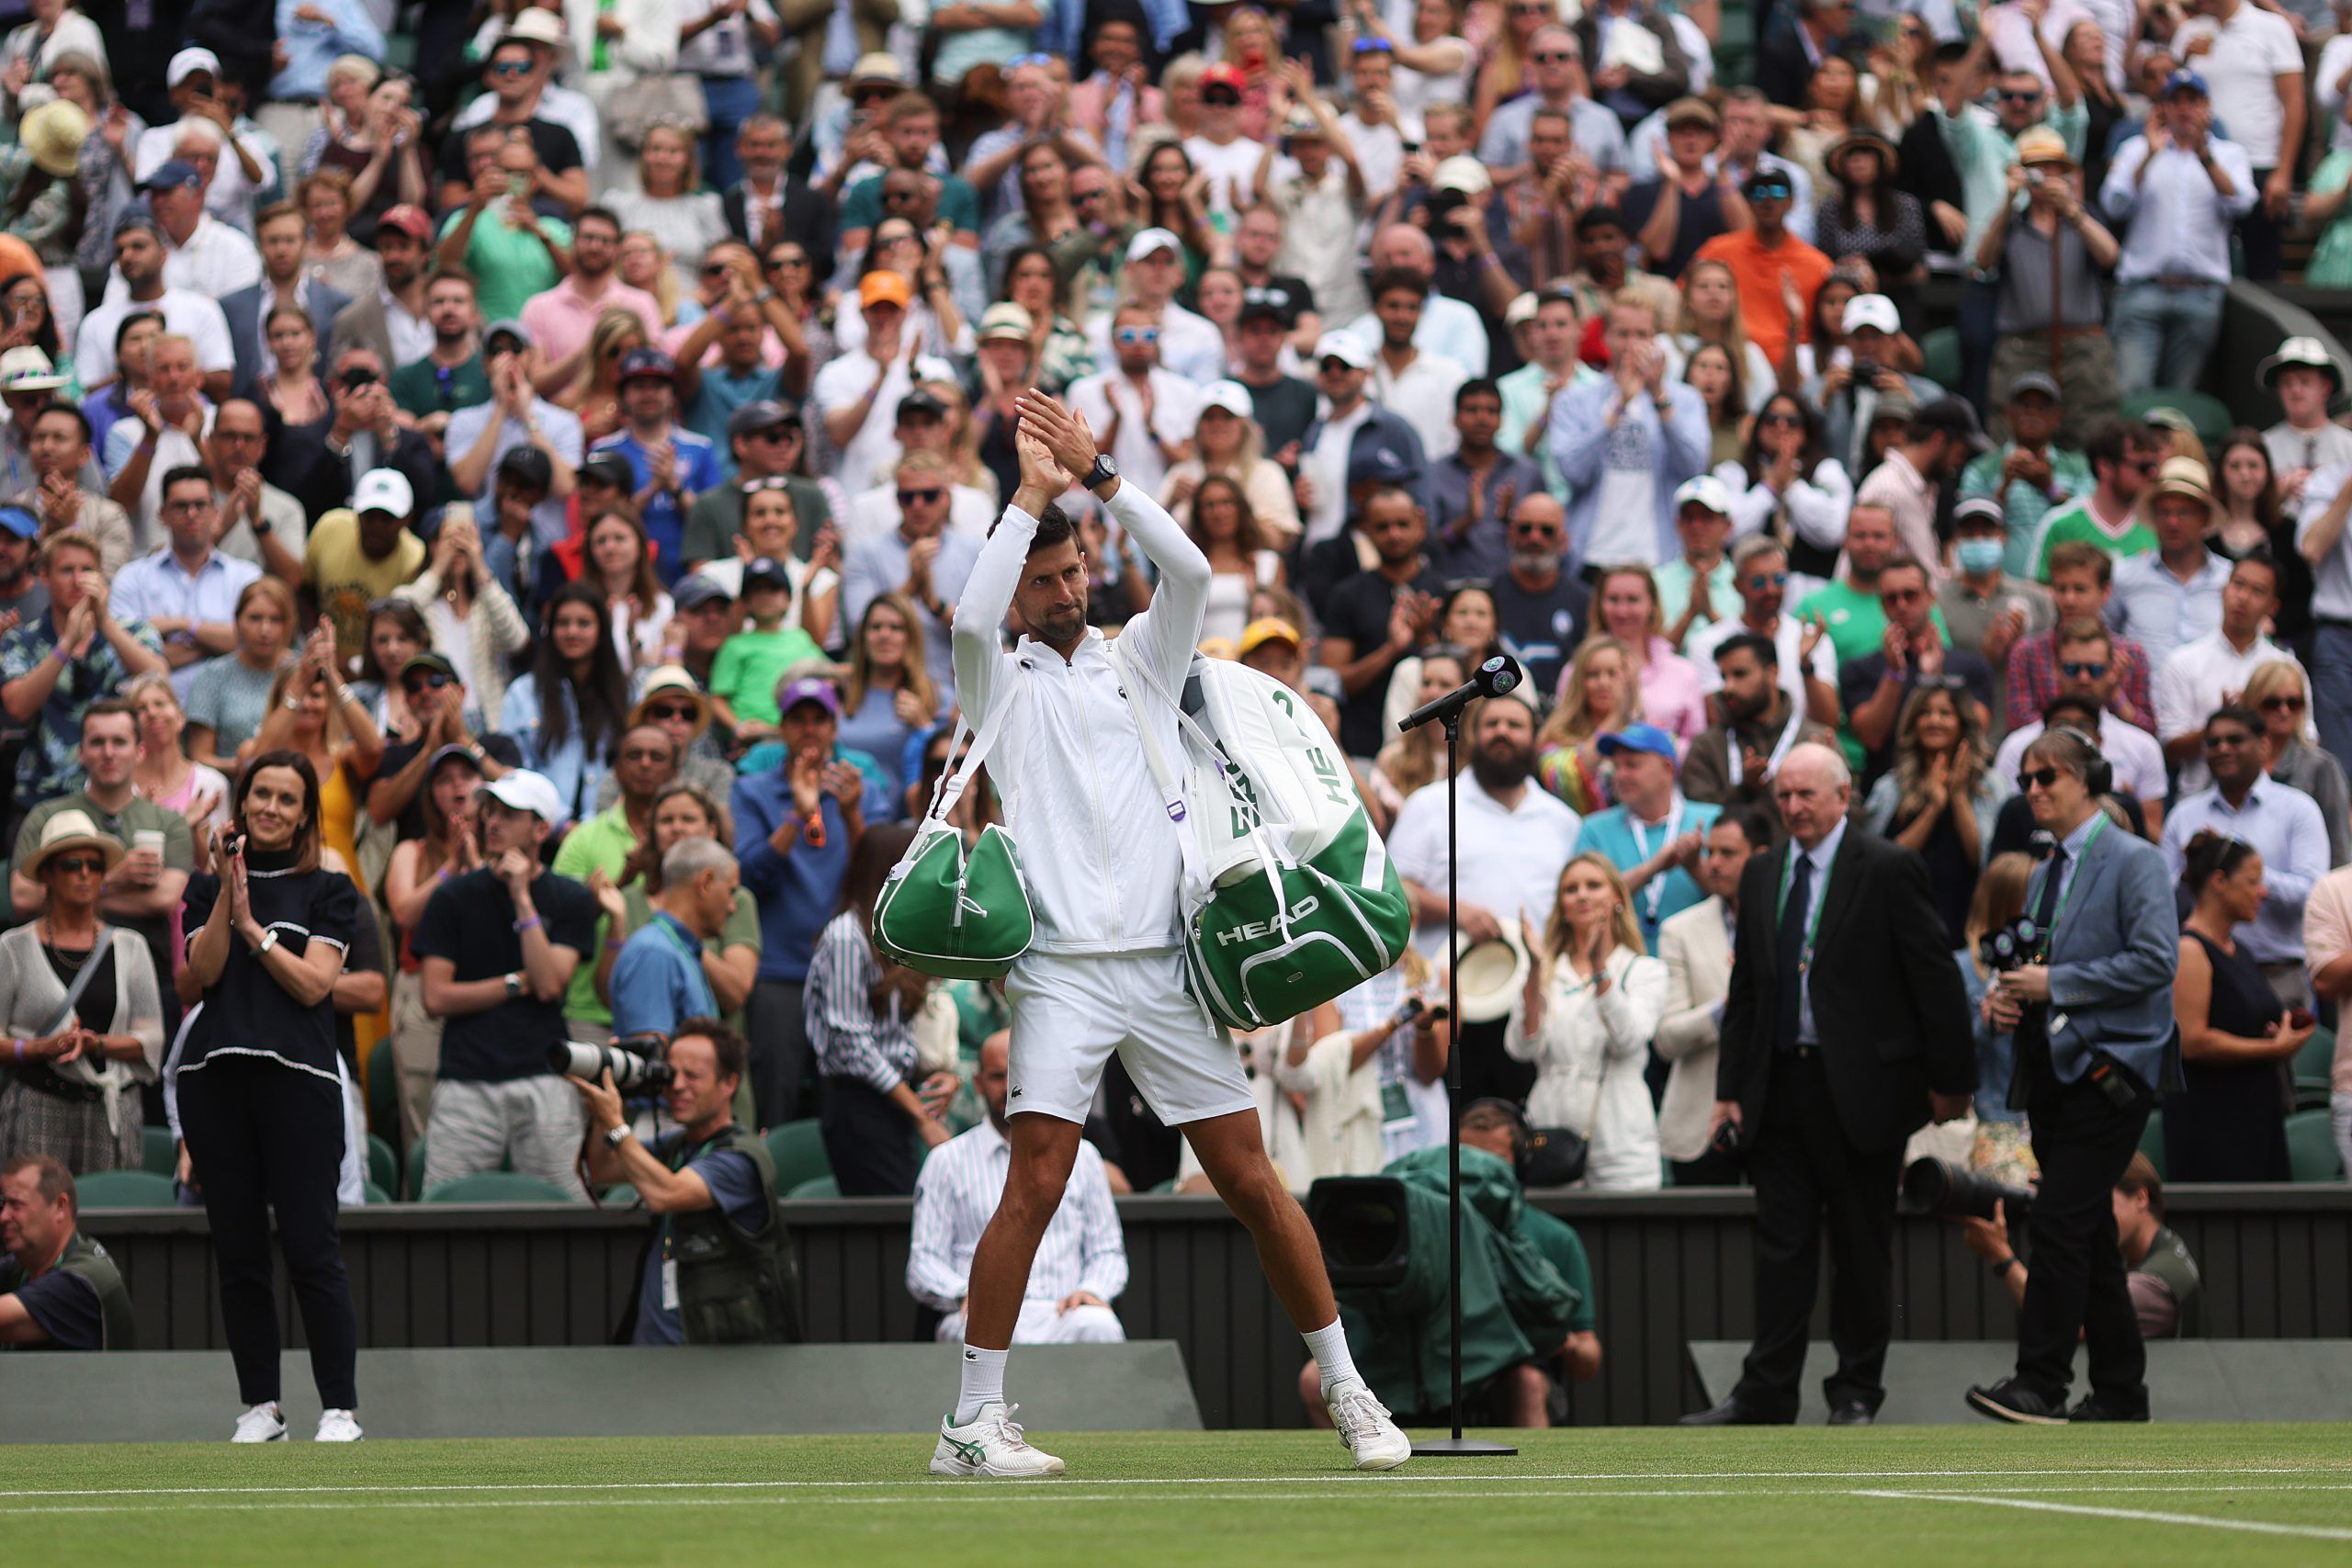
[329,205,438,381]
[1839,555,1996,786]
[1487,493,1589,697]
[1689,535,1840,725]
[1387,690,1582,1102]
[1681,631,1838,835]
[1430,380,1543,581]
[390,273,491,428]
[1794,502,1905,668]
[522,209,663,394]
[1315,486,1447,760]
[19,405,131,574]
[204,400,307,584]
[220,202,349,403]
[74,219,235,401]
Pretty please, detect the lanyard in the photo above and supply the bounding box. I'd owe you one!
[2035,813,2109,960]
[1633,797,1684,925]
[1731,697,1807,787]
[1775,836,1838,975]
[649,912,717,1011]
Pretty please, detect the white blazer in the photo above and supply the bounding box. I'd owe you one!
[1655,895,1734,1164]
[1505,944,1666,1191]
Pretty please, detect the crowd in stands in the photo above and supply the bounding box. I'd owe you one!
[0,0,2349,1422]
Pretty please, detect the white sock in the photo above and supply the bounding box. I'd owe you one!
[956,1344,1010,1424]
[1303,1318,1360,1396]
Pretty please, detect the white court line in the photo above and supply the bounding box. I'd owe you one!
[3,1465,2336,1501]
[1862,1490,2352,1543]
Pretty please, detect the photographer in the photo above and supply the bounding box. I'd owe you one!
[573,1018,799,1346]
[1968,728,2178,1426]
[1957,1156,2203,1346]
[175,750,362,1442]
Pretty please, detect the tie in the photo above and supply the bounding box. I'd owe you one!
[2033,844,2069,952]
[1774,850,1813,1050]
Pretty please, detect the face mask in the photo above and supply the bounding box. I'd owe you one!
[1956,537,2004,575]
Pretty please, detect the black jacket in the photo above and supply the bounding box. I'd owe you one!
[1719,825,1974,1151]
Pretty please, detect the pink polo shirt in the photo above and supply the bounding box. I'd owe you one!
[518,277,665,370]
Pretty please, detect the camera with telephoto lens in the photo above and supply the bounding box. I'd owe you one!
[1903,1157,2034,1222]
[1977,915,2039,976]
[549,1032,673,1090]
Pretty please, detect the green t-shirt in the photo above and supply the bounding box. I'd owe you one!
[550,803,641,1027]
[2132,1224,2202,1338]
[711,626,825,729]
[15,792,195,876]
[1520,1206,1598,1335]
[2028,498,2156,582]
[1795,579,1889,668]
[438,209,573,325]
[390,352,492,419]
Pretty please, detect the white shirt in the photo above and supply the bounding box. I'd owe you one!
[906,1118,1127,1312]
[2100,134,2259,285]
[96,215,264,305]
[1387,771,1583,958]
[1303,397,1372,547]
[1371,350,1468,462]
[1082,301,1224,387]
[2320,32,2352,154]
[377,286,435,369]
[2265,421,2352,520]
[1340,291,1490,379]
[2154,629,2312,792]
[75,289,235,388]
[1505,945,1667,1191]
[810,351,919,500]
[2172,1,2303,167]
[1687,613,1838,710]
[1993,715,2169,805]
[1066,367,1204,502]
[1182,133,1265,218]
[2297,465,2352,623]
[132,119,279,236]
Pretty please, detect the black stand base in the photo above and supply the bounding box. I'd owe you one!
[1410,1436,1521,1456]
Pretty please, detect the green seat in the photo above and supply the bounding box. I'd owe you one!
[763,1119,831,1191]
[141,1124,175,1177]
[366,1134,399,1201]
[2137,1114,2165,1180]
[1919,325,1962,392]
[422,1172,578,1204]
[786,1174,839,1199]
[404,1134,430,1200]
[74,1169,175,1209]
[2285,1110,2345,1182]
[366,1043,399,1145]
[350,1180,393,1206]
[2120,389,2232,450]
[2295,1025,2335,1111]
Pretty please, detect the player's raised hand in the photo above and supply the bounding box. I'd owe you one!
[1015,392,1102,487]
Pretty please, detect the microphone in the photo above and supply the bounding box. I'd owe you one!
[1397,654,1524,733]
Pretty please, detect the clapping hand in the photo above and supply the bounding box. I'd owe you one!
[1015,392,1102,486]
[586,866,626,927]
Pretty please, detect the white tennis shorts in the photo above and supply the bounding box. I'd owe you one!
[1004,949,1256,1127]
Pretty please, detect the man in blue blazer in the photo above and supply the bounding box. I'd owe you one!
[1973,726,2179,1426]
[1574,723,1720,953]
[218,205,349,403]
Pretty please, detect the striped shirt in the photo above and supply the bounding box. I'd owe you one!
[803,913,917,1095]
[905,1119,1128,1312]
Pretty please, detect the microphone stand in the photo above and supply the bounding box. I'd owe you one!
[1411,708,1516,1458]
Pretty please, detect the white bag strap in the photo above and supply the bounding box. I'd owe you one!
[1108,637,1208,900]
[923,669,1018,826]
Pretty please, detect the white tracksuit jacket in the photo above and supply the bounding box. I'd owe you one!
[951,483,1210,956]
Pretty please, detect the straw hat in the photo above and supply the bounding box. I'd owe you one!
[19,100,89,180]
[23,809,125,879]
[1452,917,1533,1024]
[1825,126,1900,181]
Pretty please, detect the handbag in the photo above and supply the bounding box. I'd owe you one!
[872,696,1033,980]
[1517,958,1623,1189]
[26,927,131,1134]
[607,73,710,152]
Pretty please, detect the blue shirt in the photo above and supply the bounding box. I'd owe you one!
[630,1130,767,1345]
[732,767,853,982]
[267,0,386,100]
[610,910,718,1039]
[2106,548,2229,669]
[2160,782,2330,965]
[105,547,262,701]
[684,364,787,460]
[589,426,725,586]
[1574,794,1722,953]
[498,673,602,828]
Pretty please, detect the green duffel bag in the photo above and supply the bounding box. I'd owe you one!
[873,707,1033,980]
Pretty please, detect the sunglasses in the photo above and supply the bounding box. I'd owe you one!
[1351,37,1395,52]
[748,426,793,443]
[1202,89,1242,106]
[1531,50,1573,62]
[404,671,455,694]
[489,61,532,76]
[2059,660,2108,679]
[645,702,699,722]
[2018,765,2062,791]
[1115,327,1160,344]
[1998,89,2044,103]
[898,488,945,505]
[1759,411,1803,426]
[853,85,899,101]
[1745,571,1789,590]
[1510,522,1561,538]
[1880,588,1926,605]
[2204,730,2253,749]
[700,262,731,277]
[2261,694,2307,713]
[50,854,105,875]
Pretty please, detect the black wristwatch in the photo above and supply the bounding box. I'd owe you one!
[1083,454,1119,494]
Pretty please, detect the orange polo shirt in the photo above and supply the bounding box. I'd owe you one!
[1691,229,1836,371]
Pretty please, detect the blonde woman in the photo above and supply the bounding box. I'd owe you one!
[387,502,531,728]
[1507,852,1668,1191]
[605,124,727,288]
[127,671,231,834]
[837,592,940,807]
[379,743,483,1144]
[558,307,651,446]
[1960,852,2037,1187]
[1160,381,1301,542]
[1666,259,1781,409]
[617,230,695,330]
[2246,659,2347,868]
[1538,636,1639,814]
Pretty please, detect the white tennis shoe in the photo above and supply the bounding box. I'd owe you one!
[1327,1379,1411,1471]
[316,1409,364,1442]
[230,1403,286,1443]
[930,1402,1066,1477]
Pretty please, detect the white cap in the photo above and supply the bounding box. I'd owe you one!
[503,7,565,47]
[351,468,414,517]
[1312,332,1375,370]
[1504,292,1541,328]
[1196,379,1254,421]
[1430,155,1491,197]
[478,769,565,825]
[1673,475,1734,515]
[167,47,220,87]
[1842,294,1902,336]
[1125,227,1182,265]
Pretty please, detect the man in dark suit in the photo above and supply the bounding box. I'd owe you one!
[721,115,835,268]
[1682,741,1974,1427]
[1755,0,1861,110]
[219,203,349,402]
[1969,728,2177,1424]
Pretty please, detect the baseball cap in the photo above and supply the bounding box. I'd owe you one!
[1200,62,1247,92]
[1125,227,1183,265]
[673,572,735,611]
[1673,475,1733,515]
[481,317,531,354]
[577,452,636,490]
[1841,294,1902,336]
[775,675,841,718]
[1314,332,1375,370]
[141,160,203,194]
[895,389,947,423]
[1347,441,1420,488]
[1663,96,1718,131]
[379,204,434,243]
[742,556,791,590]
[424,743,485,779]
[852,51,905,84]
[352,468,413,516]
[478,769,564,824]
[1238,286,1294,327]
[1238,617,1303,657]
[1196,379,1254,420]
[728,399,792,438]
[978,301,1035,343]
[1914,395,1993,453]
[165,47,220,87]
[859,271,913,310]
[1952,496,2006,533]
[496,446,554,490]
[1597,723,1678,763]
[0,504,39,540]
[2005,370,2062,402]
[1430,156,1491,197]
[399,650,458,683]
[1505,291,1540,328]
[617,347,674,383]
[2163,67,2208,97]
